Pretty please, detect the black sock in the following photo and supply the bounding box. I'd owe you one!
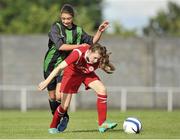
[64,111,69,119]
[48,99,61,115]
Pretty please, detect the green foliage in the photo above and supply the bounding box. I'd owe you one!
[75,7,94,33]
[143,2,180,37]
[0,0,59,34]
[0,0,102,34]
[111,21,137,37]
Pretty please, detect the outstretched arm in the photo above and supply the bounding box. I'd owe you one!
[38,61,68,91]
[59,43,89,51]
[93,20,109,44]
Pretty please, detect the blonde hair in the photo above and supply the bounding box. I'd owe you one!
[90,43,115,74]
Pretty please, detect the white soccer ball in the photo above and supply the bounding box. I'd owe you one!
[123,117,142,134]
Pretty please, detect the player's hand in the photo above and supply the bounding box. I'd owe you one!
[38,81,48,91]
[98,20,109,32]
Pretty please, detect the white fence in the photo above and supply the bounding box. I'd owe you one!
[0,85,180,112]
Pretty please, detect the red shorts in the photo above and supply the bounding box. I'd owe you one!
[60,72,100,94]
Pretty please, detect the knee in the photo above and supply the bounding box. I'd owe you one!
[96,85,107,94]
[61,104,69,111]
[56,83,61,100]
[61,99,70,111]
[56,91,61,101]
[49,91,56,100]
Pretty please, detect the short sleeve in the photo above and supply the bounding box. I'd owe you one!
[81,29,93,45]
[48,23,64,49]
[64,50,80,65]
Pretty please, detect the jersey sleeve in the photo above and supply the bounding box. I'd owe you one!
[48,23,64,50]
[64,49,80,65]
[81,29,93,45]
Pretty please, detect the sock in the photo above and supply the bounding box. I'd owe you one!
[48,99,61,115]
[56,99,69,118]
[50,105,66,128]
[97,94,107,126]
[64,110,69,119]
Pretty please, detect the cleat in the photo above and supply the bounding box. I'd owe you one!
[48,128,59,134]
[98,121,117,133]
[57,114,69,132]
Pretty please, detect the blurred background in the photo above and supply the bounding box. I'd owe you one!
[0,0,180,112]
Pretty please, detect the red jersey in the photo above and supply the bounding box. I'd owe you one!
[64,45,100,76]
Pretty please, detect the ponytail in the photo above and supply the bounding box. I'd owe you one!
[99,52,115,74]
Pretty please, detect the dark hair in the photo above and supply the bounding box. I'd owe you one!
[90,43,115,74]
[60,4,74,17]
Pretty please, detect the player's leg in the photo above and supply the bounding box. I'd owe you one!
[48,90,59,115]
[88,80,107,124]
[48,85,61,115]
[55,82,69,132]
[55,82,61,103]
[44,70,60,115]
[57,74,83,133]
[48,93,72,134]
[87,79,117,132]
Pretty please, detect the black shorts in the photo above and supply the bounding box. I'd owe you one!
[43,70,62,91]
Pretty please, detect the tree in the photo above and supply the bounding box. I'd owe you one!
[0,0,103,34]
[111,21,137,37]
[143,2,180,37]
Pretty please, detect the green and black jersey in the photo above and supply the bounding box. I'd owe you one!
[43,21,93,74]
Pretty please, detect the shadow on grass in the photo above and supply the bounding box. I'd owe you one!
[67,128,123,133]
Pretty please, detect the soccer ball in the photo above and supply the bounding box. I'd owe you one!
[123,117,142,134]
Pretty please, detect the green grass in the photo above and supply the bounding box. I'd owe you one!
[0,109,180,139]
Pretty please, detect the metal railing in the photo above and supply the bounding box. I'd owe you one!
[0,85,179,112]
[0,85,36,112]
[108,86,179,112]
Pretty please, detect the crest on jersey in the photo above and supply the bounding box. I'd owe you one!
[88,66,94,72]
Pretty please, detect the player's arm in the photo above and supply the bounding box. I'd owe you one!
[38,49,80,91]
[93,20,109,44]
[59,44,85,50]
[60,44,79,50]
[38,61,67,91]
[81,21,109,45]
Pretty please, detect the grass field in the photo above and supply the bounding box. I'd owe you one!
[0,109,180,139]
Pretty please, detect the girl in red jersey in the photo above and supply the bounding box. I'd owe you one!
[38,43,117,133]
[44,3,109,131]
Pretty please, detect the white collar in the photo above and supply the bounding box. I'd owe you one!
[84,50,92,64]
